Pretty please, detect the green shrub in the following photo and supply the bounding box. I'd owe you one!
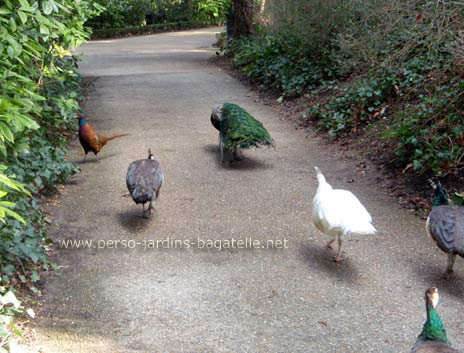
[0,0,100,342]
[87,0,152,29]
[87,0,229,30]
[226,34,328,97]
[226,0,464,176]
[91,19,221,39]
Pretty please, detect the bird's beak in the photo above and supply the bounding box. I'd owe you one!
[314,166,321,174]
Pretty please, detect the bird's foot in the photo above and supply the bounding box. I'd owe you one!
[442,269,454,280]
[145,204,153,217]
[332,255,344,263]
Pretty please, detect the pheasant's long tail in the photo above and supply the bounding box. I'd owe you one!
[106,133,129,141]
[99,133,129,147]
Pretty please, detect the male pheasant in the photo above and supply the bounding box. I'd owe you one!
[76,114,128,161]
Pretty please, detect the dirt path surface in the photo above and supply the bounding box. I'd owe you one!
[29,27,464,353]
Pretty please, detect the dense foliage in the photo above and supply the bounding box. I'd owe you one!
[87,0,229,30]
[91,20,219,39]
[0,0,100,343]
[225,0,464,176]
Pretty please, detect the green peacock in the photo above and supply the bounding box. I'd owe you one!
[210,102,275,162]
[410,287,462,352]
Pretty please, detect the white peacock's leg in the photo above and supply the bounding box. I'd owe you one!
[326,238,335,250]
[333,235,344,262]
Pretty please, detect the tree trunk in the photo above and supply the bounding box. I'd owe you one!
[184,0,193,21]
[260,0,265,14]
[231,0,254,38]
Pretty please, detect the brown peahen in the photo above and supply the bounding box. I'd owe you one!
[210,103,274,162]
[126,149,164,217]
[426,180,464,278]
[76,114,128,161]
[411,288,462,353]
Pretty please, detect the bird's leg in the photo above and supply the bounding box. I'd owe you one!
[219,133,224,163]
[233,146,243,161]
[443,253,456,279]
[82,153,87,163]
[325,238,335,251]
[333,236,344,263]
[147,201,153,216]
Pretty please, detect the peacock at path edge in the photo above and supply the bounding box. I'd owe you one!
[210,102,275,162]
[426,180,464,279]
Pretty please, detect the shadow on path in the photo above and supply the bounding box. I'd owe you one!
[412,262,464,300]
[116,209,153,232]
[299,243,360,285]
[203,144,272,171]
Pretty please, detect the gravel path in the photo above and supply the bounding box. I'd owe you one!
[28,27,464,353]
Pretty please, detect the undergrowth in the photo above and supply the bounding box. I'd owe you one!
[224,0,464,176]
[0,0,100,347]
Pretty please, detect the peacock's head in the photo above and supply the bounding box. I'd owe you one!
[147,148,154,160]
[314,166,326,184]
[425,287,439,308]
[429,178,449,206]
[211,104,223,122]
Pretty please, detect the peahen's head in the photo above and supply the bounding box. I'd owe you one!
[147,148,154,160]
[425,287,439,308]
[429,179,449,207]
[211,104,223,122]
[418,287,449,344]
[314,166,326,185]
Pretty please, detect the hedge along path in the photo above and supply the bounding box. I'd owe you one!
[91,20,222,39]
[29,27,464,353]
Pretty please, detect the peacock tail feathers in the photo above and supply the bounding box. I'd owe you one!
[219,102,274,150]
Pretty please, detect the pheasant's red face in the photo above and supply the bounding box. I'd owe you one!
[76,114,82,119]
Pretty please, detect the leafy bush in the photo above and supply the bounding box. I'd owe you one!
[384,78,464,175]
[0,0,100,343]
[226,34,328,97]
[193,0,229,22]
[87,0,152,29]
[91,19,220,39]
[226,0,464,176]
[88,0,229,30]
